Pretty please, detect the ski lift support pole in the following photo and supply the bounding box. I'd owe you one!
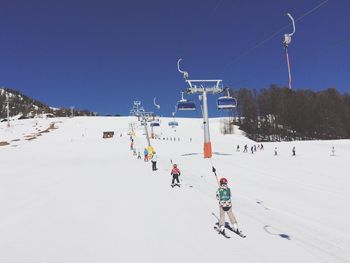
[5,97,10,127]
[283,13,296,90]
[186,80,222,158]
[177,58,223,158]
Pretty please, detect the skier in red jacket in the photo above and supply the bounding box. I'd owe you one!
[170,164,181,188]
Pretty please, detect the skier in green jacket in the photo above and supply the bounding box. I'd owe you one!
[216,177,241,235]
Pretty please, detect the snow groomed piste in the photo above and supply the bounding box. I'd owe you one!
[0,116,349,263]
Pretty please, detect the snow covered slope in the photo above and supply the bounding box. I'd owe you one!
[0,116,349,263]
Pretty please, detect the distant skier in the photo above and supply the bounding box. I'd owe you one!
[243,144,248,153]
[133,148,137,156]
[274,147,278,156]
[331,146,335,156]
[170,164,181,187]
[216,178,241,236]
[236,145,240,152]
[251,146,254,154]
[292,146,296,156]
[144,148,149,162]
[137,151,141,159]
[260,143,264,150]
[254,145,257,152]
[151,152,157,171]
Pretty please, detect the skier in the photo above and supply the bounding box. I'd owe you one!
[236,145,240,152]
[331,146,335,156]
[170,164,181,187]
[151,152,157,171]
[292,146,296,156]
[250,146,254,154]
[243,144,248,153]
[274,147,278,156]
[260,143,264,150]
[144,148,149,162]
[137,151,141,159]
[216,178,241,236]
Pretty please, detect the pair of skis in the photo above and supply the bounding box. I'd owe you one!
[214,224,246,239]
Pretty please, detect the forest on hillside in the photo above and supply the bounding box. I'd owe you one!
[226,86,350,141]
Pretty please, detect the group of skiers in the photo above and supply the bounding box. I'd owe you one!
[239,143,264,154]
[129,135,243,237]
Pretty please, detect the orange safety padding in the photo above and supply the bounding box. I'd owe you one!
[204,142,212,158]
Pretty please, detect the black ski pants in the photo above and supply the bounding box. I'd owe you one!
[152,161,157,171]
[172,174,180,184]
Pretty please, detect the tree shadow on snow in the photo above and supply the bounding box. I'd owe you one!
[263,225,291,240]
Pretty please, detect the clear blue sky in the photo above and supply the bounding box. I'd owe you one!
[0,0,349,117]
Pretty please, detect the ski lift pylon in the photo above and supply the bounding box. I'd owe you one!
[283,12,296,90]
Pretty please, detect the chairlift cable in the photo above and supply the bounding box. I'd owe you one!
[225,0,329,68]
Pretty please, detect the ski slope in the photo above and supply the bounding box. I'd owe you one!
[0,116,349,263]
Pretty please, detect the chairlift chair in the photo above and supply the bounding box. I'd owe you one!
[217,97,237,110]
[177,92,196,111]
[150,121,160,127]
[169,105,179,127]
[168,121,179,127]
[217,89,237,110]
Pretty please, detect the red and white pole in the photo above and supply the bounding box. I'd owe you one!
[285,47,292,90]
[202,90,212,158]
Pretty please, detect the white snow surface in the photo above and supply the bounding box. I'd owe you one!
[0,116,349,263]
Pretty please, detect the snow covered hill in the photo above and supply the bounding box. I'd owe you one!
[0,116,349,263]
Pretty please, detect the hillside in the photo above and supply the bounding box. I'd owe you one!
[0,116,349,263]
[0,88,93,119]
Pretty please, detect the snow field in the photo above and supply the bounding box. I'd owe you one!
[0,116,349,263]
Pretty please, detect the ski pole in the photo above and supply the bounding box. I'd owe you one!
[212,166,220,186]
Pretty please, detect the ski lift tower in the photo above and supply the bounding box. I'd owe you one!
[130,101,152,147]
[70,106,74,118]
[177,59,223,158]
[5,96,10,127]
[139,112,154,147]
[283,13,296,89]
